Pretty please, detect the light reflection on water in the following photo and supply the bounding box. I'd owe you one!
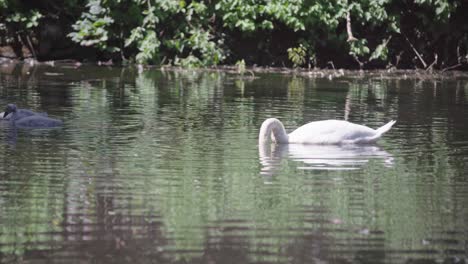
[0,64,468,263]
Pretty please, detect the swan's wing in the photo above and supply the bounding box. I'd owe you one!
[18,109,47,117]
[288,120,377,144]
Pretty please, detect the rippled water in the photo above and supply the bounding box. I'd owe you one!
[1,64,467,263]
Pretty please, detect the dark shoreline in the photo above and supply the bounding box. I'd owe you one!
[1,58,468,80]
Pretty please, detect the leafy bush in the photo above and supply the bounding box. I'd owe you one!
[68,0,114,51]
[0,1,43,44]
[287,44,306,68]
[1,0,467,69]
[67,0,225,66]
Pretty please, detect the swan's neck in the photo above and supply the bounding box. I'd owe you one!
[259,118,289,145]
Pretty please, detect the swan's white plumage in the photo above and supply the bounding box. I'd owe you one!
[259,118,396,145]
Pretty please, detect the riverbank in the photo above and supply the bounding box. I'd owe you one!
[2,58,467,82]
[3,1,468,72]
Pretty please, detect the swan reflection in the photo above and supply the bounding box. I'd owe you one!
[259,143,393,176]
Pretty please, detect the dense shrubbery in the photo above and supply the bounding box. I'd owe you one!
[1,0,467,69]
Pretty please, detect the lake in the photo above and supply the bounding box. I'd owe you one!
[1,64,467,263]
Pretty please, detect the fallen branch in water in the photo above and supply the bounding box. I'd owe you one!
[441,63,462,72]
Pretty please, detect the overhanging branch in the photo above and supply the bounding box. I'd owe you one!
[346,11,358,43]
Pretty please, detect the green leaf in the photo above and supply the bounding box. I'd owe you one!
[370,38,390,61]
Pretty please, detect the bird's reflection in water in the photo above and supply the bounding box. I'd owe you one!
[1,122,62,148]
[259,143,393,176]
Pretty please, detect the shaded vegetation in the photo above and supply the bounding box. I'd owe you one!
[1,1,468,69]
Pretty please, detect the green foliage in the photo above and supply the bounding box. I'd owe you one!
[5,10,42,29]
[349,39,370,58]
[68,0,114,51]
[287,44,306,68]
[0,1,43,43]
[415,0,454,20]
[174,54,202,68]
[369,38,390,62]
[0,1,83,40]
[214,0,306,32]
[1,0,467,69]
[66,0,225,66]
[135,30,160,63]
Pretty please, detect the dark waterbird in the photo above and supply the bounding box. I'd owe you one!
[2,104,63,128]
[2,104,47,120]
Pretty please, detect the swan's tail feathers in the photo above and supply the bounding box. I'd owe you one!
[376,120,396,135]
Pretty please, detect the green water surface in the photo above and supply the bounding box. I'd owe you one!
[1,64,467,264]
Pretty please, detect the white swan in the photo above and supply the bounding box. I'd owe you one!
[259,118,396,145]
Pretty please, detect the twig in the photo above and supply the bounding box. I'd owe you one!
[209,14,216,24]
[120,29,127,61]
[404,35,427,68]
[395,51,403,69]
[327,61,336,70]
[25,35,37,59]
[426,53,438,72]
[160,56,167,66]
[352,54,365,69]
[441,63,462,72]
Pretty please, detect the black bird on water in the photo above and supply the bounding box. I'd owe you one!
[2,104,63,128]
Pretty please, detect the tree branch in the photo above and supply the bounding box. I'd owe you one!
[426,53,438,72]
[346,11,358,43]
[352,54,364,69]
[404,35,427,68]
[25,35,37,59]
[441,63,462,72]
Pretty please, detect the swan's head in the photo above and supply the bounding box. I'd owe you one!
[3,104,18,118]
[259,118,289,144]
[270,127,282,143]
